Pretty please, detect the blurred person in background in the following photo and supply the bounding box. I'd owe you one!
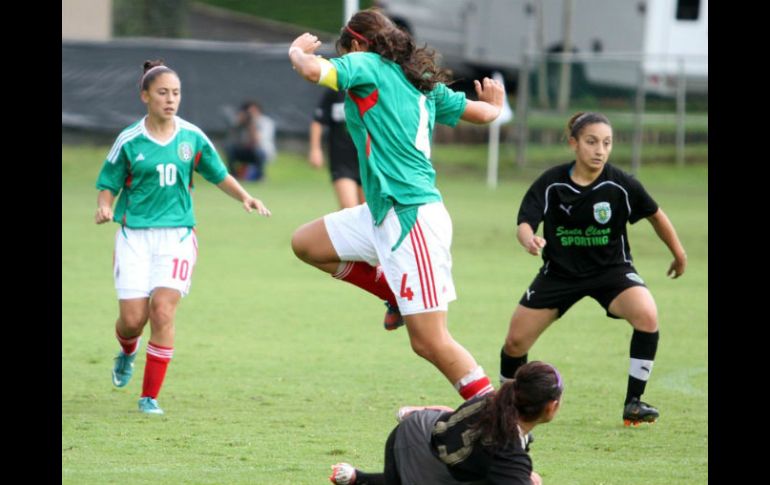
[226,100,276,181]
[309,89,364,208]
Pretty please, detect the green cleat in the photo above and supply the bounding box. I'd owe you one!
[112,351,137,388]
[138,397,164,415]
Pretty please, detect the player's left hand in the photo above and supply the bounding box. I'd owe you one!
[530,471,543,485]
[243,197,271,217]
[667,253,687,278]
[474,77,505,110]
[291,33,322,55]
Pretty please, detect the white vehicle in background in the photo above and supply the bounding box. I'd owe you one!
[379,0,708,95]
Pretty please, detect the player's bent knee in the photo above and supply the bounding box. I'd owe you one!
[291,228,312,261]
[629,310,658,332]
[632,318,658,332]
[503,336,530,357]
[409,336,448,363]
[119,308,148,331]
[149,302,176,326]
[120,315,147,333]
[409,338,434,361]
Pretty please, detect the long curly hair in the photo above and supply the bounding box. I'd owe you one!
[336,8,452,93]
[474,361,564,449]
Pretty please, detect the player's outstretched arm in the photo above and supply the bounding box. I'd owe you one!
[461,77,505,124]
[95,190,115,224]
[646,208,686,278]
[308,121,325,168]
[216,175,272,217]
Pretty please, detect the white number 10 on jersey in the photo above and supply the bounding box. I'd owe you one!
[156,164,178,187]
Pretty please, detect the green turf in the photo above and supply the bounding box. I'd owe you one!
[62,144,707,484]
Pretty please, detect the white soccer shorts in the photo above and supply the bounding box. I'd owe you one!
[324,202,457,315]
[113,227,198,299]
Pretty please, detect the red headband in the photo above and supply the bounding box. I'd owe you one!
[345,25,370,44]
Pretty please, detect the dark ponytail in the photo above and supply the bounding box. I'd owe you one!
[473,361,563,449]
[140,59,176,91]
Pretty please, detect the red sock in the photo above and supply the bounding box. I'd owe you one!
[333,262,397,307]
[455,367,495,400]
[141,343,174,399]
[115,330,140,355]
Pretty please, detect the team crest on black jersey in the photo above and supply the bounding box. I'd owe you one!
[593,202,612,224]
[178,142,193,162]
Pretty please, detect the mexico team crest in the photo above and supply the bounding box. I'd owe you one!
[593,202,611,224]
[178,142,193,162]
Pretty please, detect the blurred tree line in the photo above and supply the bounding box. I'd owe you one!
[114,0,189,38]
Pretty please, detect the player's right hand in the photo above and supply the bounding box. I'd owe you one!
[309,147,324,168]
[526,236,546,256]
[95,206,113,224]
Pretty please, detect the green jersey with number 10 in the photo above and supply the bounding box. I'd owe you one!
[96,116,228,228]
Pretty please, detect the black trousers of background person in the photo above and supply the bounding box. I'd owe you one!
[226,144,266,181]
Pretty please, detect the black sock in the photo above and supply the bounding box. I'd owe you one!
[500,348,528,380]
[625,330,659,404]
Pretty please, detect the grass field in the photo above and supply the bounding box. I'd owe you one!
[62,144,707,484]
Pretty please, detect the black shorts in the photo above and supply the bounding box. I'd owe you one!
[518,265,647,319]
[330,156,361,185]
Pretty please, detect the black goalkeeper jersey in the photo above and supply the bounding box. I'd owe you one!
[430,396,533,484]
[517,161,658,278]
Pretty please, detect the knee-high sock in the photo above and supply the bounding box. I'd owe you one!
[454,366,494,400]
[115,330,140,355]
[141,342,174,399]
[500,348,528,383]
[333,262,397,307]
[626,330,659,404]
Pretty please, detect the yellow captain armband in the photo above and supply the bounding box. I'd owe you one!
[317,57,338,91]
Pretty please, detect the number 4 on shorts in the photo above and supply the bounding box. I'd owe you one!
[400,273,414,301]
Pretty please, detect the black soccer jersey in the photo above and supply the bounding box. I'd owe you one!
[430,396,533,484]
[517,161,658,278]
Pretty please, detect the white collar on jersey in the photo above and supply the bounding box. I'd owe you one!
[140,115,180,146]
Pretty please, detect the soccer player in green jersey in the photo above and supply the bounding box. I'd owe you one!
[288,9,505,401]
[95,60,271,415]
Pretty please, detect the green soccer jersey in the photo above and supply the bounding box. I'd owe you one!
[96,116,228,228]
[330,53,466,236]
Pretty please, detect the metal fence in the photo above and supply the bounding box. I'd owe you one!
[512,51,708,174]
[62,39,335,138]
